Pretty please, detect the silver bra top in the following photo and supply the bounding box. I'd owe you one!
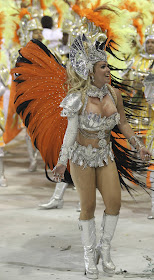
[79,111,120,132]
[79,94,120,132]
[60,89,120,133]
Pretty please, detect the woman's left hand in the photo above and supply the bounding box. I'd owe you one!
[139,147,152,161]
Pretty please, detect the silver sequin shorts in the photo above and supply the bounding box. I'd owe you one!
[68,141,114,168]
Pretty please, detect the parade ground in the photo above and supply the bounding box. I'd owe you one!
[0,130,154,280]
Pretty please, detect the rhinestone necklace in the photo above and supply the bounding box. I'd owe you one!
[87,84,109,101]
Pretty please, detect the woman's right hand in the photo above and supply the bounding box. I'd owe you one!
[51,164,66,182]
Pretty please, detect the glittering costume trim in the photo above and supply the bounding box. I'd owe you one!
[68,141,114,168]
[70,34,107,80]
[87,84,109,101]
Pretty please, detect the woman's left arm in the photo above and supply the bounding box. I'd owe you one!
[115,88,152,161]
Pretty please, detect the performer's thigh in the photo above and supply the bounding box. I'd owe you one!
[96,159,121,215]
[70,161,96,220]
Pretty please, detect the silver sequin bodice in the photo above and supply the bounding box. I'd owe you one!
[70,95,120,168]
[79,93,120,140]
[59,88,120,168]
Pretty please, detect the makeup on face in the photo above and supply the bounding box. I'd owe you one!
[92,61,110,88]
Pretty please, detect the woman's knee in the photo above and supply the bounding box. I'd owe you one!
[80,202,96,220]
[105,200,121,215]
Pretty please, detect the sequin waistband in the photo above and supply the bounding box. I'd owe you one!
[68,141,114,168]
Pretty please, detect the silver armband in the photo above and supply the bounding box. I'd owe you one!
[128,135,144,152]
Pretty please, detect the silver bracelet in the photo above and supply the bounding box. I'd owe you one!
[128,135,144,152]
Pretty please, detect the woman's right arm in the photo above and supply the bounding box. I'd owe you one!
[58,114,79,166]
[51,93,82,182]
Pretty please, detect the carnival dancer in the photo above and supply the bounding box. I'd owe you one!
[0,64,9,187]
[125,25,154,137]
[129,24,154,219]
[25,17,43,171]
[146,121,154,219]
[13,36,152,279]
[142,25,154,112]
[4,13,43,172]
[39,19,71,210]
[51,34,151,279]
[143,25,154,218]
[12,5,152,279]
[0,8,13,187]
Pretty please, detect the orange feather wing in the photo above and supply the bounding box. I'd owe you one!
[12,39,68,171]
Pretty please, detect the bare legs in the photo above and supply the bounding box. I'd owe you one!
[96,159,121,215]
[70,159,121,278]
[70,159,121,219]
[70,162,96,220]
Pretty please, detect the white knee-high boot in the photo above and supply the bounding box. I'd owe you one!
[39,182,68,209]
[79,218,99,279]
[96,212,119,274]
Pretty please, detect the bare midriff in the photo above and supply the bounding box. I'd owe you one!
[76,129,110,149]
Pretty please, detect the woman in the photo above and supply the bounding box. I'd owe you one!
[12,34,151,279]
[50,34,151,279]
